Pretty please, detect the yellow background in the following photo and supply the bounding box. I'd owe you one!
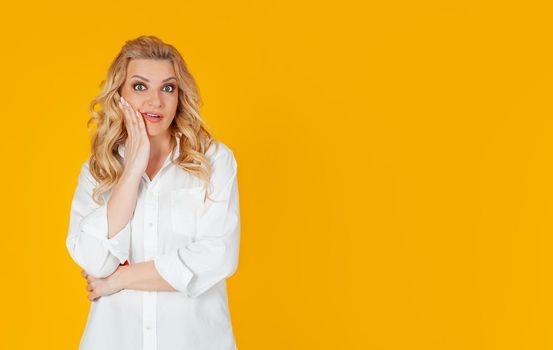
[1,0,553,348]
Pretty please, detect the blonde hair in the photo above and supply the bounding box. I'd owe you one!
[86,35,218,205]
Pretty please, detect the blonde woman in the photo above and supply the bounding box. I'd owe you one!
[66,35,241,350]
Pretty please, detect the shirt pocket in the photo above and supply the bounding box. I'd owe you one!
[170,186,204,236]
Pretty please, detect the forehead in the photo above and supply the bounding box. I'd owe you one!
[126,59,175,80]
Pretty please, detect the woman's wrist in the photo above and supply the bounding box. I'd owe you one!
[110,264,130,291]
[121,167,143,185]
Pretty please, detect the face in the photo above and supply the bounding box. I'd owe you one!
[119,58,179,138]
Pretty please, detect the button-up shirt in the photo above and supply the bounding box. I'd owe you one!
[66,136,241,350]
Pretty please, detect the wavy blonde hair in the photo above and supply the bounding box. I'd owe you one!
[86,35,218,205]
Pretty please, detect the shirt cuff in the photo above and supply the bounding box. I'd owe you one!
[79,203,131,264]
[154,249,194,296]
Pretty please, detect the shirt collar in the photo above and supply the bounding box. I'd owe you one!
[118,134,181,161]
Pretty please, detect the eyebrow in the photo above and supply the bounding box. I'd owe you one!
[130,75,177,83]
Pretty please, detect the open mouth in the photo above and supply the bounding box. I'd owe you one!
[141,112,164,122]
[142,112,162,119]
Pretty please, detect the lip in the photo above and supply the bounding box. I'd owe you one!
[141,112,164,123]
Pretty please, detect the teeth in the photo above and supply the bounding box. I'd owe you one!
[145,113,160,118]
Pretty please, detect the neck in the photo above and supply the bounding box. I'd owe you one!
[148,132,173,159]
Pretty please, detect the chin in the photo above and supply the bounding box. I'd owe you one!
[146,126,170,137]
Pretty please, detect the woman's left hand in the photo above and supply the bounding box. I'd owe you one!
[81,265,127,301]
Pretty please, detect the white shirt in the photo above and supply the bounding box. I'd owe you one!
[66,136,240,350]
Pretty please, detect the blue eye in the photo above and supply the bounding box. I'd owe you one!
[132,82,176,93]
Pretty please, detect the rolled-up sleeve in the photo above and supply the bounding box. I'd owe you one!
[66,160,131,278]
[154,147,241,298]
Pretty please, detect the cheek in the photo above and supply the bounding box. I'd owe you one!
[132,98,148,111]
[167,97,179,113]
[169,94,178,107]
[121,91,139,106]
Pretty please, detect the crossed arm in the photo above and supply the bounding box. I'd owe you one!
[82,261,176,301]
[73,148,240,301]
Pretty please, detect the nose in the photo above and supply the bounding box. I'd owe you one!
[147,89,163,109]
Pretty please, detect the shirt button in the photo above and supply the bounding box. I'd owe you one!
[148,222,153,227]
[145,324,152,330]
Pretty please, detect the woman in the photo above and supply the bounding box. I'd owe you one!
[66,35,241,350]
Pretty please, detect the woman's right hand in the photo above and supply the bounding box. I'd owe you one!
[119,95,150,178]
